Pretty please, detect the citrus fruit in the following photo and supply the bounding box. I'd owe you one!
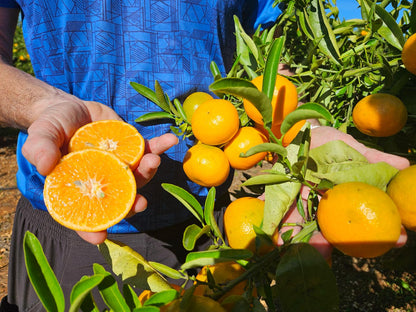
[243,75,298,132]
[223,126,268,170]
[69,119,145,170]
[281,120,306,147]
[317,182,402,258]
[164,295,226,312]
[194,262,247,298]
[224,197,265,252]
[402,33,416,75]
[191,99,240,146]
[352,93,408,137]
[44,149,136,232]
[387,165,416,232]
[182,92,213,121]
[183,143,230,187]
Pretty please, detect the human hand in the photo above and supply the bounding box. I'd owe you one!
[22,99,178,244]
[277,126,409,259]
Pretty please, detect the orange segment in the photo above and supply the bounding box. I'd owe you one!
[44,149,136,232]
[69,120,145,170]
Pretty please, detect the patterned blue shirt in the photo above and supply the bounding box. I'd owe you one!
[2,0,282,232]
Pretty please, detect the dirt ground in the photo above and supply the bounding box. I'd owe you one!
[0,127,415,311]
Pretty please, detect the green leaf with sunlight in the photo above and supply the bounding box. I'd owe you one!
[24,231,65,312]
[182,249,253,270]
[69,275,104,312]
[135,111,174,123]
[183,224,211,251]
[130,81,159,105]
[98,240,172,293]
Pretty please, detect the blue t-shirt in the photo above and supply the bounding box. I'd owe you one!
[2,0,282,233]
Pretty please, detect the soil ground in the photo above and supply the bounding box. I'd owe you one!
[0,127,415,311]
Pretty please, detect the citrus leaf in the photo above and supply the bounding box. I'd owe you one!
[275,243,339,312]
[173,98,188,123]
[242,142,287,158]
[204,187,225,243]
[373,3,405,49]
[263,36,285,102]
[183,224,211,251]
[148,262,186,280]
[210,61,222,80]
[154,80,171,112]
[143,289,179,307]
[130,81,159,105]
[298,9,314,40]
[241,173,292,187]
[134,307,160,312]
[98,239,171,293]
[182,249,253,270]
[162,183,204,225]
[280,105,332,136]
[69,275,105,312]
[23,231,65,312]
[307,0,341,65]
[233,15,260,67]
[135,111,174,123]
[310,162,399,191]
[123,284,142,310]
[93,264,130,312]
[209,78,273,127]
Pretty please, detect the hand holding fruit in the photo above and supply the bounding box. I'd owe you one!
[278,126,410,258]
[23,98,178,244]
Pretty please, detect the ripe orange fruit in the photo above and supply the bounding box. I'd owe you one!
[191,99,240,146]
[387,165,416,232]
[317,182,402,258]
[223,126,268,170]
[194,261,249,306]
[44,149,136,232]
[352,93,408,137]
[402,33,416,75]
[69,120,145,170]
[182,92,213,121]
[243,75,298,135]
[183,143,230,187]
[224,197,265,252]
[163,295,226,312]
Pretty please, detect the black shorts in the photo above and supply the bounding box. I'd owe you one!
[3,196,227,311]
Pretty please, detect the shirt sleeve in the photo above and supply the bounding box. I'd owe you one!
[0,0,19,8]
[255,0,285,29]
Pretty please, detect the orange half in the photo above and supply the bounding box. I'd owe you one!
[69,120,145,170]
[44,149,136,232]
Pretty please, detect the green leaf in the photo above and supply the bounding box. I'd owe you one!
[98,240,171,292]
[373,3,405,50]
[154,80,171,112]
[263,37,285,102]
[242,142,287,158]
[233,15,260,68]
[241,173,292,187]
[204,187,225,243]
[162,183,204,225]
[276,243,339,312]
[210,61,222,80]
[130,81,159,105]
[93,264,130,312]
[298,9,315,41]
[307,0,341,65]
[311,162,399,191]
[280,104,333,135]
[182,249,253,270]
[182,224,211,251]
[134,306,160,312]
[144,289,179,307]
[135,111,174,123]
[148,262,186,280]
[209,77,273,127]
[69,275,105,312]
[124,284,143,310]
[173,98,188,122]
[23,231,65,312]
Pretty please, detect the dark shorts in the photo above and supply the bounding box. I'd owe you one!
[3,196,228,311]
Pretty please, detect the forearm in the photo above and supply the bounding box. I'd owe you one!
[0,60,80,129]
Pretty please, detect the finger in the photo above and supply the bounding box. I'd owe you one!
[134,153,161,188]
[395,226,408,248]
[146,133,179,155]
[308,231,333,261]
[125,194,148,218]
[76,230,107,245]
